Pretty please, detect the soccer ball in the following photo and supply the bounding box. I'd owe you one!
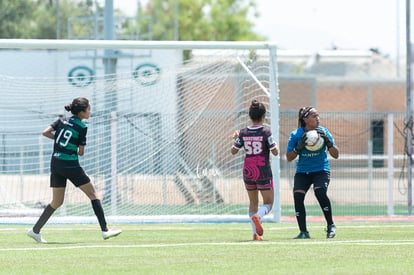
[305,130,324,151]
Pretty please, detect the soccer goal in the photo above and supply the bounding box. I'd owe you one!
[0,39,280,224]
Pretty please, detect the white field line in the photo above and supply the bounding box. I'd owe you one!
[2,224,414,252]
[2,239,414,252]
[2,223,414,232]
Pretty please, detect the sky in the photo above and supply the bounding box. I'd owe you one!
[253,0,401,57]
[110,0,404,58]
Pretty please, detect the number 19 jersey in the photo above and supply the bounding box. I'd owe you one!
[51,116,87,162]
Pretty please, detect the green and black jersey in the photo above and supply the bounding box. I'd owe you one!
[51,116,87,163]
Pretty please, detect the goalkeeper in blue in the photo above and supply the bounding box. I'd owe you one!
[28,97,121,243]
[286,106,339,239]
[231,100,279,241]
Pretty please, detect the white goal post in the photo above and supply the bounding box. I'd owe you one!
[0,39,280,224]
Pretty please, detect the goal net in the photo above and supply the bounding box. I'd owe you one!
[0,40,280,223]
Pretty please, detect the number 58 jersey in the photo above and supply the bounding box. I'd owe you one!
[233,125,277,183]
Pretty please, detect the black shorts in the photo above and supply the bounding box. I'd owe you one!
[50,158,90,188]
[293,171,330,192]
[244,178,274,191]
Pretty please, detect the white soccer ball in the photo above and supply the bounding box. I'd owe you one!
[305,130,324,151]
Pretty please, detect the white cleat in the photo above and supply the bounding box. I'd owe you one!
[102,229,122,240]
[27,229,47,243]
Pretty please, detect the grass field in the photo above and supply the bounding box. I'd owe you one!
[1,221,414,274]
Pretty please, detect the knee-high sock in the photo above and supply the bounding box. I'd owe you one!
[249,212,256,234]
[33,204,56,234]
[257,204,271,218]
[294,192,307,232]
[315,188,334,226]
[91,199,108,232]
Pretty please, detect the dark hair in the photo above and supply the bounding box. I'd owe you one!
[298,106,314,127]
[64,97,89,115]
[249,99,266,122]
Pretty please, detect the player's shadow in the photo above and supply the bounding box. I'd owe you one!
[35,241,82,245]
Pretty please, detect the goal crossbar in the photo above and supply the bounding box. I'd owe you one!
[0,39,278,50]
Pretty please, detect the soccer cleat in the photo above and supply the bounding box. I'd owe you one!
[251,214,263,236]
[252,233,263,241]
[27,229,47,243]
[326,224,336,238]
[293,231,311,239]
[102,229,122,240]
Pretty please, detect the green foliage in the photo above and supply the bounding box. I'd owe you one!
[137,0,266,41]
[0,0,265,41]
[0,0,95,39]
[0,1,36,38]
[208,0,261,41]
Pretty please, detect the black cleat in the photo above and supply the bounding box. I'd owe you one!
[326,224,336,238]
[294,231,311,239]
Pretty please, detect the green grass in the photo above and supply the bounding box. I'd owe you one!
[1,222,414,274]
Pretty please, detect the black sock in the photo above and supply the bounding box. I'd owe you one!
[33,204,55,234]
[91,199,108,232]
[294,192,307,232]
[315,188,334,225]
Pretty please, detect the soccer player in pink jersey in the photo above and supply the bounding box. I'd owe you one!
[231,100,279,240]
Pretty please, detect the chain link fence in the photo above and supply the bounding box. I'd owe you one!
[278,75,409,216]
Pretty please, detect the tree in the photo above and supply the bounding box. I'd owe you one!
[0,0,95,39]
[208,0,262,41]
[0,1,36,38]
[32,0,95,39]
[135,0,265,41]
[0,0,264,42]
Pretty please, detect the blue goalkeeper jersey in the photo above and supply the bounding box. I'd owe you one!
[286,126,336,173]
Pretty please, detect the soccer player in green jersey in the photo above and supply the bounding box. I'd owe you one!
[28,97,121,243]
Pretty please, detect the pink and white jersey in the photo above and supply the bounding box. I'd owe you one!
[233,125,277,186]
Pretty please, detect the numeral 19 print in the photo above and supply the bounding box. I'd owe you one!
[55,129,72,147]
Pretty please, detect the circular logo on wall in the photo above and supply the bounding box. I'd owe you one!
[133,63,161,86]
[68,66,94,87]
